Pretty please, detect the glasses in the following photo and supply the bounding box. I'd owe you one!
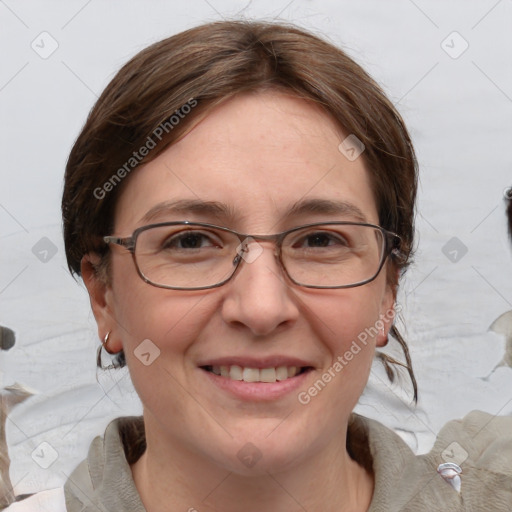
[103,221,401,290]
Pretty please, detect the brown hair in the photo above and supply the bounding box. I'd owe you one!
[62,20,418,400]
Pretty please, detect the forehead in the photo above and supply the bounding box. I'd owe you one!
[114,91,378,232]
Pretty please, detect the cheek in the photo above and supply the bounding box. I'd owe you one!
[301,284,384,401]
[110,272,221,420]
[288,290,383,452]
[110,257,215,361]
[309,284,384,353]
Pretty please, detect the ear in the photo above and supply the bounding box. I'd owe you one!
[376,278,397,348]
[81,253,123,354]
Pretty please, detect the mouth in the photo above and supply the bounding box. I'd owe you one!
[200,364,313,383]
[197,356,316,401]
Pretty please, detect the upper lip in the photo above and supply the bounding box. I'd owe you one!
[198,356,315,369]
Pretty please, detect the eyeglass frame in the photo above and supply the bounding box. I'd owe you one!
[103,220,402,291]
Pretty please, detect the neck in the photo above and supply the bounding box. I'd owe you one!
[131,419,373,512]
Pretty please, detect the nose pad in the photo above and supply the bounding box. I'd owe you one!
[231,237,285,284]
[228,237,287,288]
[235,237,265,265]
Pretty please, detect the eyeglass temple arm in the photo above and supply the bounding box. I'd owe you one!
[386,232,406,262]
[103,236,135,251]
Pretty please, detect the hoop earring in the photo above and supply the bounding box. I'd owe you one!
[97,331,123,370]
[102,331,114,354]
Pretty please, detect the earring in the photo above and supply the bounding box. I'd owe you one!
[97,331,124,370]
[102,331,114,354]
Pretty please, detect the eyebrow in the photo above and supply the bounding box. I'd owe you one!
[139,198,368,225]
[139,199,237,224]
[287,198,368,222]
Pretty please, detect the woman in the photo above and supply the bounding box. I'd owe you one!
[7,20,512,512]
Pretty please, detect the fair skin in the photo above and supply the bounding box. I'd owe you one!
[83,91,395,512]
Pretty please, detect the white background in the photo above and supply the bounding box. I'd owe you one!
[1,0,511,496]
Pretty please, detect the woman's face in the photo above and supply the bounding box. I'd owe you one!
[86,91,394,474]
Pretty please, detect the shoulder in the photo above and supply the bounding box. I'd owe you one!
[3,488,66,511]
[63,416,146,511]
[352,411,512,511]
[431,410,512,507]
[433,410,512,472]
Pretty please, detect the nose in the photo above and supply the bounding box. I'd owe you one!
[220,240,300,336]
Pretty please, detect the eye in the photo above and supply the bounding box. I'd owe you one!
[293,230,350,249]
[162,230,221,250]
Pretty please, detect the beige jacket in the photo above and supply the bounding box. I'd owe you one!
[7,411,512,511]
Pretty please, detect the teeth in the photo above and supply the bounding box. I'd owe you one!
[229,365,243,381]
[276,366,289,381]
[260,368,276,382]
[242,368,260,382]
[287,366,297,378]
[207,364,303,382]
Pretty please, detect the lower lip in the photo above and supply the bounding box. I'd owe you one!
[200,368,313,401]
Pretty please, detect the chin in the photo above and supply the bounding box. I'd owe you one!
[208,422,314,475]
[220,443,306,477]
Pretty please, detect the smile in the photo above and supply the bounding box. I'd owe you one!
[201,365,311,383]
